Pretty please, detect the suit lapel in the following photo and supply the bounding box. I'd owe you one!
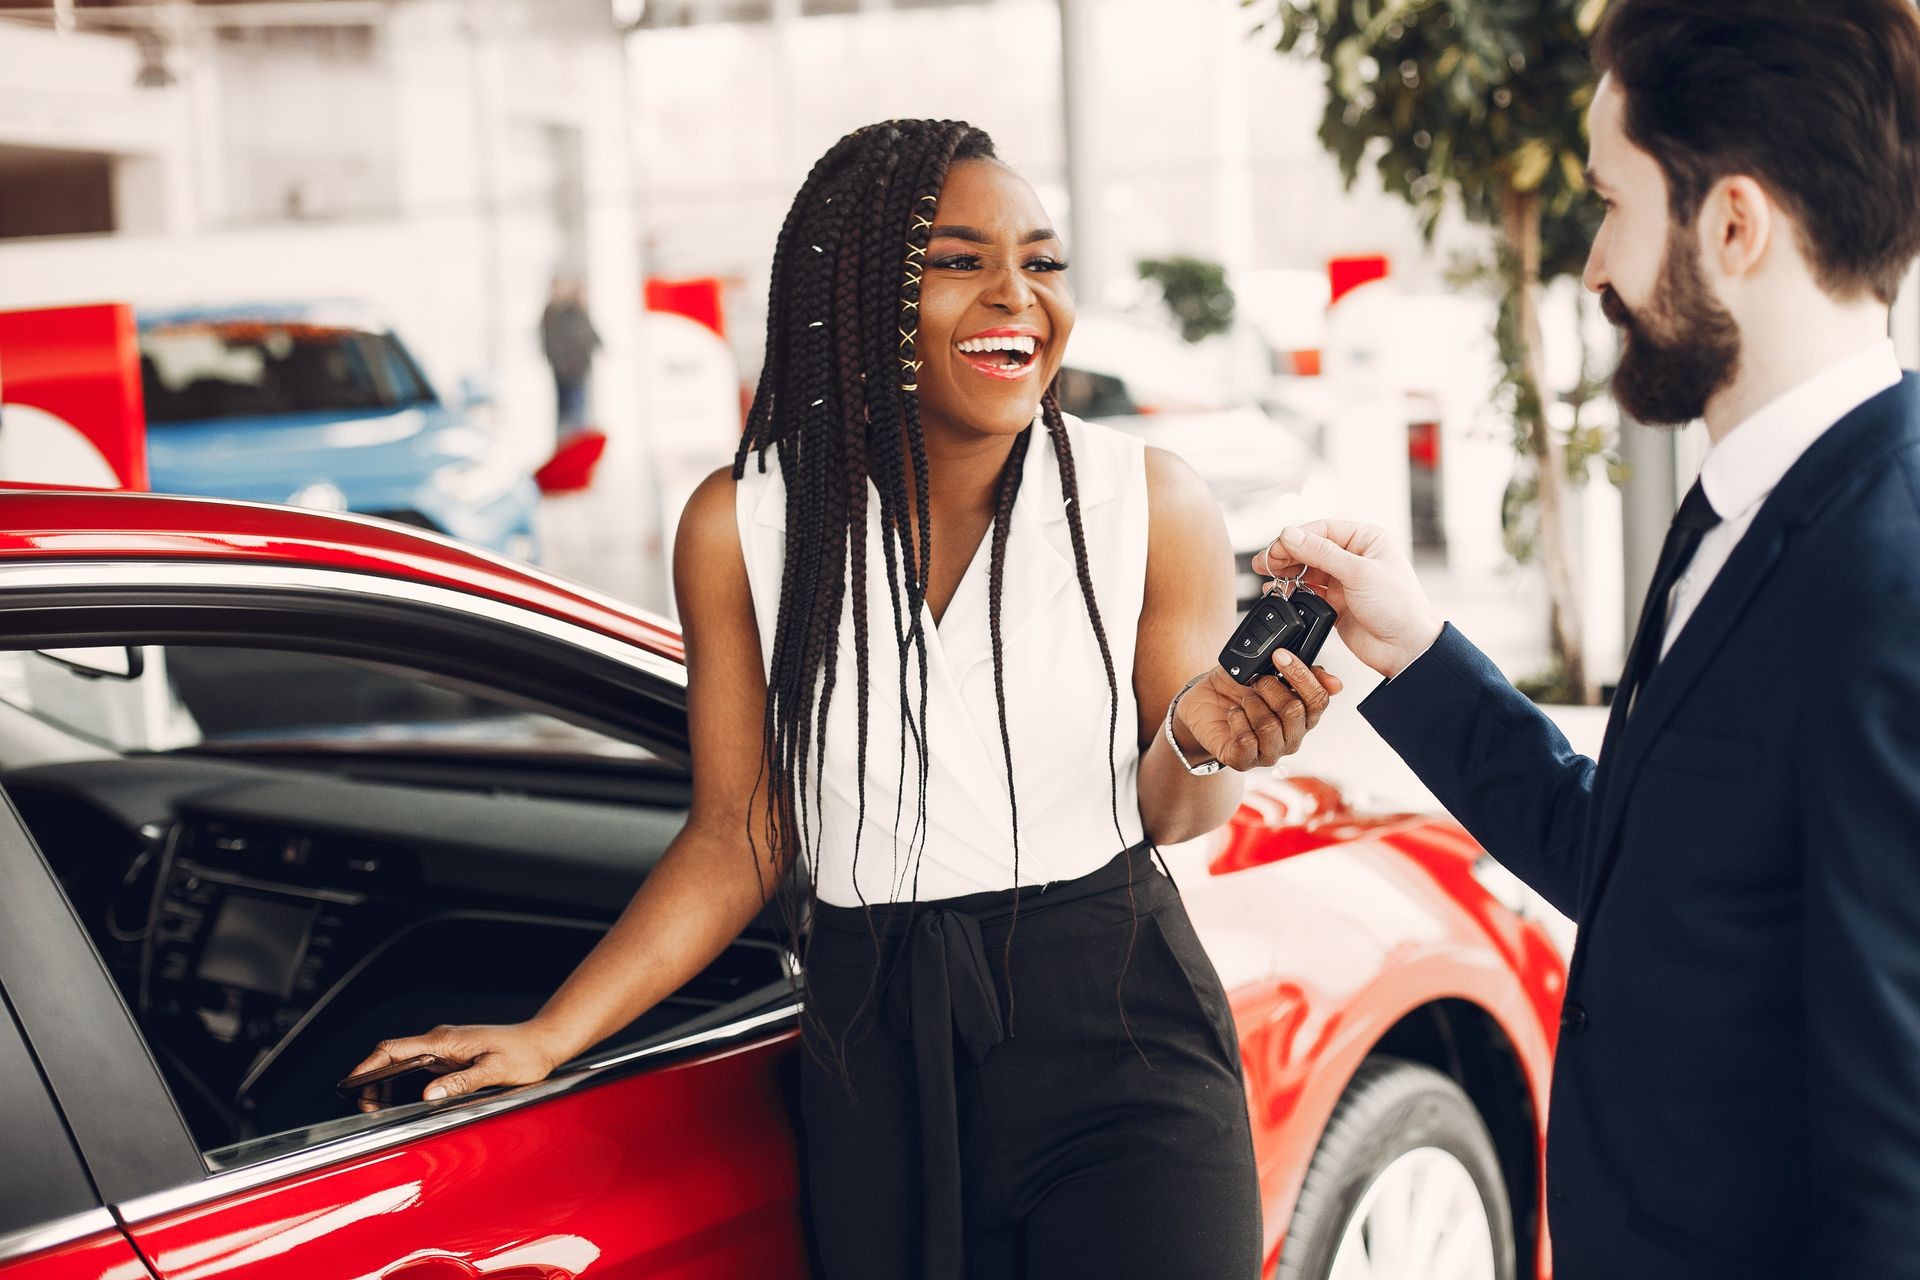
[1580,374,1920,924]
[1586,517,1787,901]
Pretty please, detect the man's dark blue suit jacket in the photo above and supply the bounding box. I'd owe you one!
[1360,375,1920,1279]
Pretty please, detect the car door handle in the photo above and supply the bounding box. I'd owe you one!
[384,1256,577,1280]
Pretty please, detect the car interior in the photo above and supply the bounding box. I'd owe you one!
[0,637,798,1173]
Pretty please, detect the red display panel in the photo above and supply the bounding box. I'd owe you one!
[1327,255,1390,307]
[644,276,727,338]
[0,302,150,491]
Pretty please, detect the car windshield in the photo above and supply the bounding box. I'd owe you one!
[0,646,656,766]
[139,320,434,423]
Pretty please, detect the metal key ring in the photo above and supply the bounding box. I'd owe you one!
[1263,570,1310,600]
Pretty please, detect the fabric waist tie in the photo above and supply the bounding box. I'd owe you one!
[807,840,1166,1280]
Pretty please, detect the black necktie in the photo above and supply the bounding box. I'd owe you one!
[1620,479,1722,714]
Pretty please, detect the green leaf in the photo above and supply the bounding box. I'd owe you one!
[1511,137,1552,193]
[1559,147,1587,194]
[1332,35,1368,98]
[1359,0,1422,44]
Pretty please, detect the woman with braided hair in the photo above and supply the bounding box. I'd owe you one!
[350,119,1341,1278]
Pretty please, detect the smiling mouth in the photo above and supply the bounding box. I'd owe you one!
[955,334,1042,380]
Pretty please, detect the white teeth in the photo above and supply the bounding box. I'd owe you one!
[956,335,1038,356]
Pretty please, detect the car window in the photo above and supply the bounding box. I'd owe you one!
[0,631,789,1185]
[1054,367,1138,420]
[0,646,655,765]
[140,321,433,423]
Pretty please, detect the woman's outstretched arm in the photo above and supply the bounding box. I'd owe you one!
[346,466,784,1103]
[1133,447,1340,847]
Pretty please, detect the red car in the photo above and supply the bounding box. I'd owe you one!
[0,485,1565,1280]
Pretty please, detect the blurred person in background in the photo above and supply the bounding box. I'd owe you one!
[353,118,1344,1278]
[1266,2,1920,1276]
[540,274,601,435]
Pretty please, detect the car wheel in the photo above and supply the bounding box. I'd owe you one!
[1276,1056,1516,1280]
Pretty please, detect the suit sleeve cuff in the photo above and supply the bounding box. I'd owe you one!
[1358,623,1499,747]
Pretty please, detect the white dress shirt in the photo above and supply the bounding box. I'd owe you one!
[1660,339,1903,657]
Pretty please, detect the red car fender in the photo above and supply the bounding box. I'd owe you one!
[1173,799,1564,1279]
[1236,939,1558,1280]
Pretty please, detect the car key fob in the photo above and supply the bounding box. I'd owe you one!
[1287,589,1338,669]
[1218,588,1338,685]
[1218,595,1308,685]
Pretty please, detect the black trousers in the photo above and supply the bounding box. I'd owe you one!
[798,843,1262,1280]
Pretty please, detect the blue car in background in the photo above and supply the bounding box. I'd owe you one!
[137,303,540,561]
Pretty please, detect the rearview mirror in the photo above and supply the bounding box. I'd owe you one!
[34,646,145,681]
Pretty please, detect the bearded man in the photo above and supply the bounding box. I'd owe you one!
[1264,1,1920,1276]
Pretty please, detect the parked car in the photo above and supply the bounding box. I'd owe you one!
[0,486,1564,1280]
[137,302,540,561]
[1056,312,1342,606]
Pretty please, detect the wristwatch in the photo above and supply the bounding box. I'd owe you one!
[1164,672,1223,776]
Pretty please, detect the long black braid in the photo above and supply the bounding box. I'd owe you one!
[732,120,1135,1080]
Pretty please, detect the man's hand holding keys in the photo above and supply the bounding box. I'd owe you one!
[1254,521,1445,681]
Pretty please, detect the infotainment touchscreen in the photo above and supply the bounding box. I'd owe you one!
[196,894,318,1000]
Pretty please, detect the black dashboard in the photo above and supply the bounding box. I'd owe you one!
[3,755,793,1151]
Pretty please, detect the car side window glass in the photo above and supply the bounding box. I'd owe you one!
[0,645,654,763]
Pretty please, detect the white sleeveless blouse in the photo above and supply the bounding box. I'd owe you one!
[735,411,1149,906]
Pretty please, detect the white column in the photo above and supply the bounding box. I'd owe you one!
[1057,0,1108,305]
[462,0,508,380]
[1208,0,1255,275]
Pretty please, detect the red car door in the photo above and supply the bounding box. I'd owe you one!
[0,780,812,1280]
[119,1030,811,1280]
